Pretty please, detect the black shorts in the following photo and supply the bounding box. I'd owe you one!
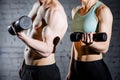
[21,63,61,80]
[70,59,112,80]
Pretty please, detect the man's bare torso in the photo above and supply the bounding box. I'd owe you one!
[24,19,55,65]
[24,2,68,66]
[24,5,55,65]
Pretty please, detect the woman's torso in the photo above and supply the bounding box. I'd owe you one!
[72,1,103,61]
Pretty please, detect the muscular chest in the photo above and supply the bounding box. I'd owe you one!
[28,19,47,41]
[28,8,50,38]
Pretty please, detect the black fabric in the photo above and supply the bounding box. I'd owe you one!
[70,59,112,80]
[21,63,61,80]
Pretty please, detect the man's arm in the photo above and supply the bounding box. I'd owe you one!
[28,1,40,21]
[89,6,113,53]
[17,9,68,58]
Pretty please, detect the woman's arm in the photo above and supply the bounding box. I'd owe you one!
[66,43,75,80]
[19,59,25,79]
[82,5,113,53]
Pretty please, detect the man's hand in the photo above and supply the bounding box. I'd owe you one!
[11,24,26,39]
[17,31,26,39]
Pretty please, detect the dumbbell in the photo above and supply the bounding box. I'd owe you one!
[70,32,107,42]
[8,16,32,35]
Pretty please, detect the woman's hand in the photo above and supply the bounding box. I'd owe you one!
[81,32,94,45]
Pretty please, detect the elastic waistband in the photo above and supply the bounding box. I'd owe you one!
[24,63,57,70]
[74,58,103,64]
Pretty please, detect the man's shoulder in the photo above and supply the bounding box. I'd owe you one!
[48,6,65,17]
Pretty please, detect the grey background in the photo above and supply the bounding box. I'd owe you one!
[0,0,120,80]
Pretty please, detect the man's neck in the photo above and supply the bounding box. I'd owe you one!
[45,0,57,9]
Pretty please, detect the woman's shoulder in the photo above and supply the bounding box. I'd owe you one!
[96,3,112,16]
[71,5,81,19]
[72,5,81,13]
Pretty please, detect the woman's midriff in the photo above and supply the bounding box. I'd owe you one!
[73,41,103,62]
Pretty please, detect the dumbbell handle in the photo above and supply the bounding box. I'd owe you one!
[70,32,107,42]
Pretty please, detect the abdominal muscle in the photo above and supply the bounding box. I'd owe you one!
[24,49,55,66]
[73,41,103,62]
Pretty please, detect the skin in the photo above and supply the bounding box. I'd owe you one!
[14,0,68,78]
[67,0,113,79]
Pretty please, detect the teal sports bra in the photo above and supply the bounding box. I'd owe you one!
[72,1,102,32]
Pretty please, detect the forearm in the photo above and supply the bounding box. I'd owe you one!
[81,32,111,53]
[89,41,109,53]
[28,7,37,22]
[28,1,40,22]
[19,34,53,57]
[28,14,36,22]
